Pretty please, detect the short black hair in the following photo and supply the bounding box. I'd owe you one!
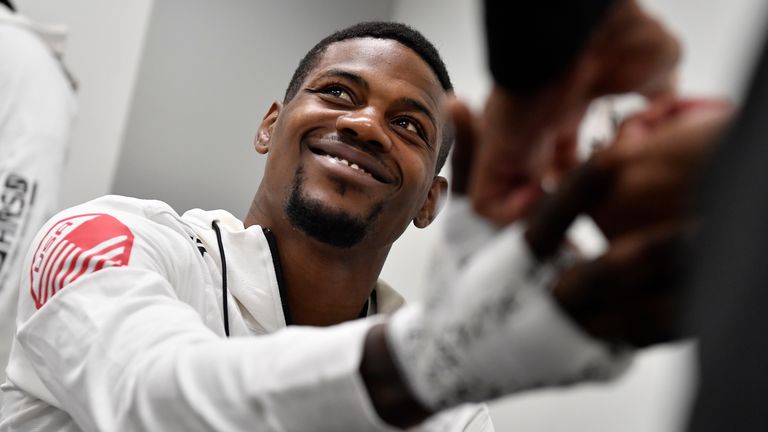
[284,21,454,175]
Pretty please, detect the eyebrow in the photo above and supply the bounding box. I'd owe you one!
[394,97,436,130]
[315,69,437,132]
[317,69,369,92]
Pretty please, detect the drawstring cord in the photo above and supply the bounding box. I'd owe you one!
[211,220,230,337]
[211,222,374,336]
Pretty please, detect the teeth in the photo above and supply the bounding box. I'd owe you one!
[324,154,371,176]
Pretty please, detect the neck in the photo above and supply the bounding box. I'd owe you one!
[245,198,390,326]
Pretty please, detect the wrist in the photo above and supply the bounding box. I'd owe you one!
[360,322,433,429]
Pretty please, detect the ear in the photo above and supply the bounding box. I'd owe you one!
[413,176,448,228]
[254,101,282,154]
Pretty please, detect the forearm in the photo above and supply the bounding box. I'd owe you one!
[19,268,393,431]
[385,222,630,413]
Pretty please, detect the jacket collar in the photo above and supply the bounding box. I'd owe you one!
[181,208,404,334]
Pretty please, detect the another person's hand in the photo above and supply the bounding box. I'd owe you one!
[525,98,733,347]
[525,98,733,251]
[470,0,680,224]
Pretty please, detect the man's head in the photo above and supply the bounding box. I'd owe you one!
[253,22,452,250]
[284,22,454,175]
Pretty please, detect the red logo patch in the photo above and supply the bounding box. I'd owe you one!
[30,213,134,309]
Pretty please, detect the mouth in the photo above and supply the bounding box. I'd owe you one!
[306,138,395,184]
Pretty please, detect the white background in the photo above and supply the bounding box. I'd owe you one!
[14,0,768,430]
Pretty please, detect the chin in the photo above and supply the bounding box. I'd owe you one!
[286,169,384,248]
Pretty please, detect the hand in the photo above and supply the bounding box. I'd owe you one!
[525,99,733,347]
[525,98,733,250]
[588,99,732,239]
[469,0,680,224]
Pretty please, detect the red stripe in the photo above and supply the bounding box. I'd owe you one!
[41,240,71,303]
[29,213,101,309]
[47,244,77,303]
[39,242,69,306]
[61,240,124,288]
[55,246,81,292]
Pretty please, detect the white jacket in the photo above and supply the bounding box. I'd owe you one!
[0,195,492,431]
[0,4,77,383]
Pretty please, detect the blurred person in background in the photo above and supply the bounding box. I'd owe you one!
[0,0,76,384]
[471,0,768,430]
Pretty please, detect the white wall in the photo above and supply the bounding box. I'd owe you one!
[391,1,768,431]
[15,0,155,208]
[112,0,394,219]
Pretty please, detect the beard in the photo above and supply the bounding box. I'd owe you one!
[285,167,384,248]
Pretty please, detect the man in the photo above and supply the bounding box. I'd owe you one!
[470,1,752,431]
[0,0,77,383]
[1,22,637,431]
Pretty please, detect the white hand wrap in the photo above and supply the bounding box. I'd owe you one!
[387,213,631,410]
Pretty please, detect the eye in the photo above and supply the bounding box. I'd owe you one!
[317,84,354,103]
[393,117,426,140]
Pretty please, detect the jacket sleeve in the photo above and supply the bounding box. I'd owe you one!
[484,0,618,95]
[13,202,398,432]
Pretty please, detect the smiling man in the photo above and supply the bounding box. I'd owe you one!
[248,29,450,328]
[0,22,627,432]
[0,22,486,431]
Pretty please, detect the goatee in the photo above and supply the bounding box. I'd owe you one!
[285,167,383,248]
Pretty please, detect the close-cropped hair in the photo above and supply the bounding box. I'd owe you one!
[284,21,455,174]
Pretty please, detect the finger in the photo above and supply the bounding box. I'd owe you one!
[448,98,477,195]
[473,177,544,225]
[546,105,588,183]
[525,153,616,259]
[527,111,656,252]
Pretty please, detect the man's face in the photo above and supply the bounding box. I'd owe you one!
[256,37,447,249]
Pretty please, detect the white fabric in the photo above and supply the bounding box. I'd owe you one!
[388,197,632,409]
[0,5,77,385]
[0,195,491,431]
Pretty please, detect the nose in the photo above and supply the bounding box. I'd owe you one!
[336,108,393,153]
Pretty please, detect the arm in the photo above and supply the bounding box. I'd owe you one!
[13,203,394,431]
[363,98,734,427]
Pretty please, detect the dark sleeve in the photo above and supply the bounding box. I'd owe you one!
[683,30,768,432]
[484,0,618,95]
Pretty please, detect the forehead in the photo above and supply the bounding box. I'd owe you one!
[310,37,446,109]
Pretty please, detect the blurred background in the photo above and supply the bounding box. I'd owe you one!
[13,0,768,430]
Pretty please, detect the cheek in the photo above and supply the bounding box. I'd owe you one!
[281,101,334,132]
[396,156,435,207]
[402,149,435,186]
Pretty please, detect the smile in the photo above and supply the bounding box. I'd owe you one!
[306,137,395,184]
[321,153,372,177]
